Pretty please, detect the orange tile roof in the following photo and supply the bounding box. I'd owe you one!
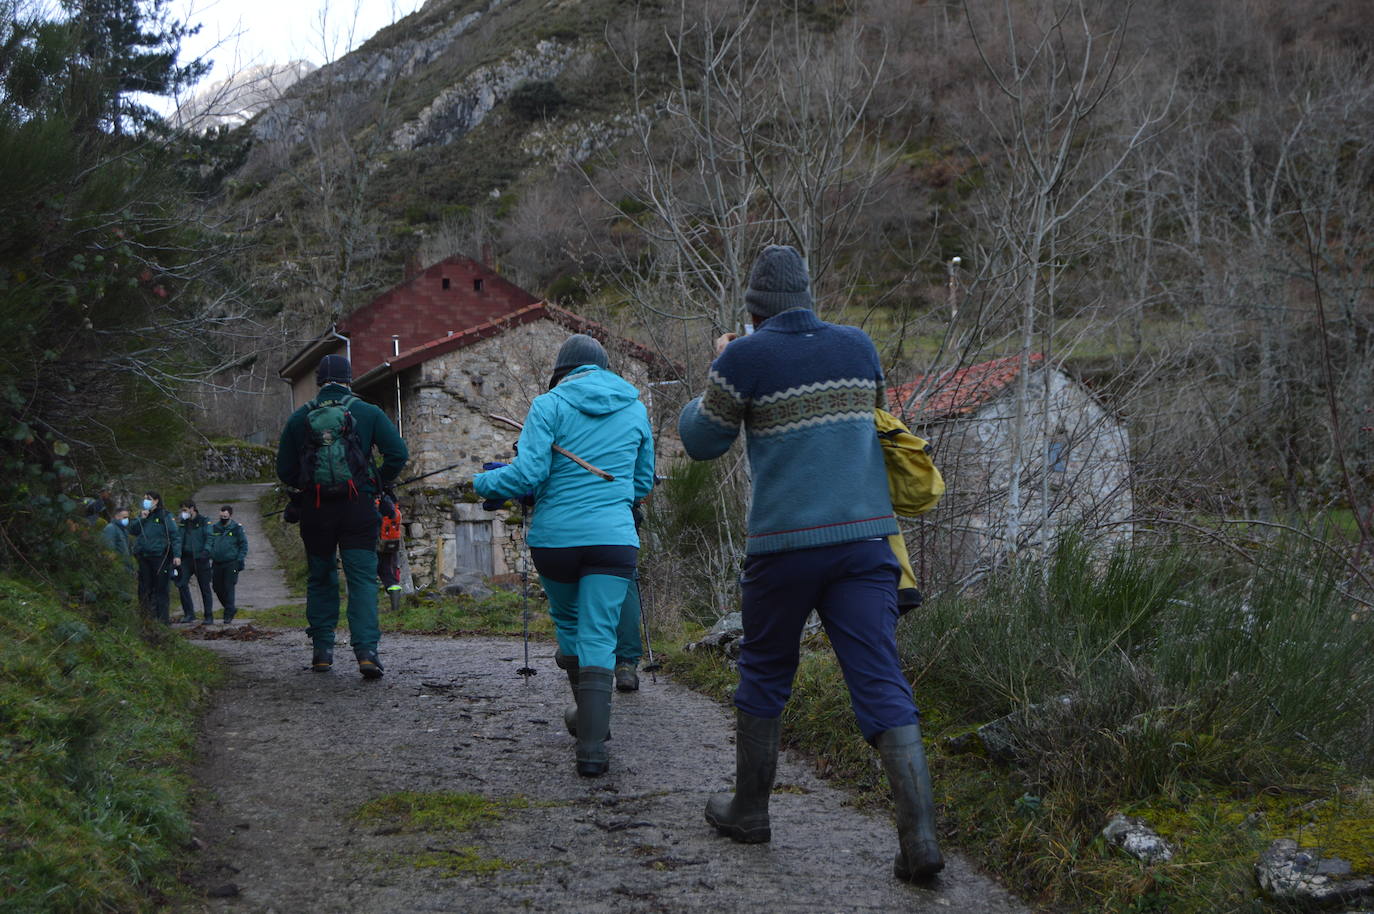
[886,353,1045,422]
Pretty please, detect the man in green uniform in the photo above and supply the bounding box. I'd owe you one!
[176,500,215,623]
[207,505,248,623]
[275,355,408,679]
[128,491,182,624]
[101,506,134,571]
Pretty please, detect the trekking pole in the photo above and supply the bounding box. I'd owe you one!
[487,414,616,481]
[639,572,663,676]
[515,508,536,680]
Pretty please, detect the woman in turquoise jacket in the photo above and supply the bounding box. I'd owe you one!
[474,334,655,777]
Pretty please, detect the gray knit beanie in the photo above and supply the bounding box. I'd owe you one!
[743,244,812,317]
[549,334,608,388]
[316,353,352,385]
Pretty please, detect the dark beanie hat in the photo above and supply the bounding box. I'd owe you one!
[743,244,812,317]
[316,353,352,385]
[549,334,608,389]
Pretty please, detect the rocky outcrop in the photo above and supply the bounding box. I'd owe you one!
[175,62,314,131]
[1256,839,1374,909]
[390,40,576,151]
[520,112,644,165]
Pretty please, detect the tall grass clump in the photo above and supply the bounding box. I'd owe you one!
[903,532,1374,818]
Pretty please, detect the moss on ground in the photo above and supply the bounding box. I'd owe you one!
[355,790,528,879]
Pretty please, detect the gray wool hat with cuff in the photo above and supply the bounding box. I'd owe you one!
[549,333,608,388]
[743,244,812,317]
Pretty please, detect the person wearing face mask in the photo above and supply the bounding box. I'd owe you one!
[206,505,248,624]
[176,501,215,624]
[100,506,134,571]
[127,491,182,624]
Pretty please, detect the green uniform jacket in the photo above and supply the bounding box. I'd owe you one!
[207,519,248,565]
[101,520,131,559]
[128,508,182,558]
[275,382,409,497]
[179,515,212,558]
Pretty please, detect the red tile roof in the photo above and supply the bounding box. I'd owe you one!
[886,353,1045,422]
[352,301,678,392]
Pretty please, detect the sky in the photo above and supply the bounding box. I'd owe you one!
[165,0,428,104]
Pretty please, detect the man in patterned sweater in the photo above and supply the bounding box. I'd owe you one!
[678,244,944,882]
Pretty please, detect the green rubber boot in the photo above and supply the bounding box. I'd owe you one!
[556,650,579,736]
[877,722,945,881]
[574,666,613,777]
[705,710,780,843]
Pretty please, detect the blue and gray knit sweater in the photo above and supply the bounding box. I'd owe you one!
[677,308,898,555]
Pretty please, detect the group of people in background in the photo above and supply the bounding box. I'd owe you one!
[90,489,248,626]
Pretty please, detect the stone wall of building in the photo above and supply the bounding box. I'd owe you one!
[908,369,1133,586]
[393,318,660,589]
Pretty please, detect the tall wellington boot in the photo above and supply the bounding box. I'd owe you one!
[574,666,613,777]
[876,722,945,881]
[704,710,780,843]
[556,650,579,736]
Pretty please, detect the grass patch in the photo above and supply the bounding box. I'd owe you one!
[0,572,221,912]
[355,790,527,832]
[258,488,307,597]
[355,790,526,879]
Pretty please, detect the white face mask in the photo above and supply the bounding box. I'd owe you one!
[180,511,191,521]
[142,499,154,511]
[118,517,129,527]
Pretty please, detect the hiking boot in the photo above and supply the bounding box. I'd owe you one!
[877,721,945,881]
[311,647,333,672]
[705,710,780,843]
[179,613,197,624]
[574,667,614,777]
[357,651,384,680]
[222,608,236,625]
[203,613,215,625]
[614,662,639,692]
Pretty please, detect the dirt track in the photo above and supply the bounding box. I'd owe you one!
[174,485,1028,913]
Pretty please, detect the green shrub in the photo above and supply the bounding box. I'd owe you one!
[508,80,566,120]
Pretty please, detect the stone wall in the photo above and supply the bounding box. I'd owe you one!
[909,369,1134,585]
[202,442,275,481]
[398,318,653,487]
[393,318,660,589]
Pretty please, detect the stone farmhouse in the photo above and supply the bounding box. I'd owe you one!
[278,256,676,588]
[887,354,1133,588]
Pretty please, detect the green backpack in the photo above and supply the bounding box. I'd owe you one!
[302,394,370,497]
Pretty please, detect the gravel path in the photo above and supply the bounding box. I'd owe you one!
[174,486,1028,913]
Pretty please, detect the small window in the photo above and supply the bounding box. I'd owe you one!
[1048,440,1068,473]
[473,278,484,292]
[441,277,451,290]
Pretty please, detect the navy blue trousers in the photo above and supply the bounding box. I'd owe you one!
[734,538,918,741]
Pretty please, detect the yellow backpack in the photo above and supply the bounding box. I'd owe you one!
[875,408,945,518]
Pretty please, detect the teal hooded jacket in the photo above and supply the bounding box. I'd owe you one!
[473,366,655,548]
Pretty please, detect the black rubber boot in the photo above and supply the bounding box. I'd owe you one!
[705,710,780,843]
[877,722,945,881]
[574,666,613,777]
